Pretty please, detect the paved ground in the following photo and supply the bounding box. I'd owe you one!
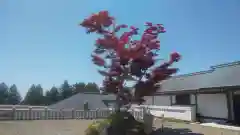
[152,122,204,135]
[153,120,240,135]
[0,120,95,135]
[1,119,240,135]
[0,120,201,135]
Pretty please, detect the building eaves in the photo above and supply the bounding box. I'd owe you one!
[159,61,240,92]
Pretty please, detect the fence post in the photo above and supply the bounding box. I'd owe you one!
[96,108,99,119]
[12,107,16,120]
[45,107,48,120]
[72,108,75,119]
[84,110,87,119]
[29,107,32,120]
[110,108,114,116]
[60,109,63,120]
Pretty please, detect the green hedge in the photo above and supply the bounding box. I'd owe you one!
[85,111,146,135]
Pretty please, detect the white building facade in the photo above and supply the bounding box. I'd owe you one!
[144,61,240,125]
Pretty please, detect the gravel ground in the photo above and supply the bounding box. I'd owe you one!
[0,120,96,135]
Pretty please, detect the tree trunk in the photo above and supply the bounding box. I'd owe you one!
[115,95,121,112]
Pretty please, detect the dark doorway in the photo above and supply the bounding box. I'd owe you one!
[233,93,240,125]
[175,94,191,105]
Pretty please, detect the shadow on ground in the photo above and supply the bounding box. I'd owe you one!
[150,127,204,135]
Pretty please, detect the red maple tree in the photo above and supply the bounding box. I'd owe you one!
[80,11,181,110]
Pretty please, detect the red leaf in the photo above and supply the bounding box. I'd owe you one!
[91,54,105,66]
[170,52,181,62]
[145,22,153,26]
[98,70,109,76]
[114,24,128,32]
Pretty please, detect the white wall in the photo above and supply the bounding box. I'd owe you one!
[131,105,196,121]
[149,105,196,121]
[153,93,229,122]
[191,94,196,104]
[154,95,171,106]
[197,93,228,119]
[144,96,154,105]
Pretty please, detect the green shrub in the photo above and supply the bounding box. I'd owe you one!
[85,119,111,135]
[107,111,146,135]
[107,111,127,129]
[85,111,146,135]
[85,121,99,135]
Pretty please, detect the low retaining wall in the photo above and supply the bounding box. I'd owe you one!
[131,105,196,121]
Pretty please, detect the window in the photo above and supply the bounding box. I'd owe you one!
[175,94,191,105]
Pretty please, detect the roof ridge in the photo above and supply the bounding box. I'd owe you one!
[171,60,240,79]
[211,61,240,69]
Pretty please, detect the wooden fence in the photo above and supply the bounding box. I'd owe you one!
[0,108,144,121]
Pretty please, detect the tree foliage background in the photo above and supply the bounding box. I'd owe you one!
[0,81,100,105]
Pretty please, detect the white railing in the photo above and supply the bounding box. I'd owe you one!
[0,105,47,109]
[0,105,196,121]
[0,108,144,121]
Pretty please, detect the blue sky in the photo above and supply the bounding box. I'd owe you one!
[1,0,240,97]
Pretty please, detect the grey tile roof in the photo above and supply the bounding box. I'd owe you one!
[160,61,240,92]
[50,61,240,109]
[49,93,116,110]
